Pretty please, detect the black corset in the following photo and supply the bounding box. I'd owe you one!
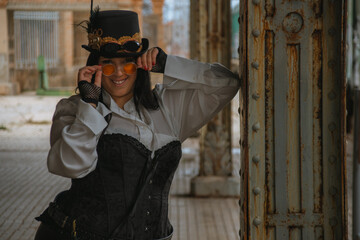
[39,134,182,240]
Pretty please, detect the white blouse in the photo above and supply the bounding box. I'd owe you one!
[47,55,240,179]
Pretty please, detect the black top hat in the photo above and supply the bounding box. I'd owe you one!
[81,8,149,58]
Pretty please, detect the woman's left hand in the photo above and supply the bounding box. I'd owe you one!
[136,47,159,71]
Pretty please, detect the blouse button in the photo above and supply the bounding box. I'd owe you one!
[145,226,149,232]
[149,179,153,184]
[146,210,150,216]
[148,195,151,200]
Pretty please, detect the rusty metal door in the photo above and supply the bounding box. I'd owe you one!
[239,0,347,239]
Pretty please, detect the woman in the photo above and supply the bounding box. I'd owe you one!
[35,7,239,240]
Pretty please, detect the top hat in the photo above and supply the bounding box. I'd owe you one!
[81,8,149,58]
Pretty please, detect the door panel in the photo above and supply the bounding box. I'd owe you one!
[239,0,347,239]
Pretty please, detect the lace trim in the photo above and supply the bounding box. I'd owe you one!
[101,133,181,157]
[88,31,141,51]
[154,140,181,157]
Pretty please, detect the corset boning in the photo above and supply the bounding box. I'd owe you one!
[62,134,182,239]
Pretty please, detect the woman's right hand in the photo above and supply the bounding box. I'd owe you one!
[77,65,103,107]
[77,65,102,87]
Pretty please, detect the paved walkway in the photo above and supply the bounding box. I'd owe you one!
[0,93,240,240]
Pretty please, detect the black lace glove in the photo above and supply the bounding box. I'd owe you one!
[151,47,167,73]
[78,80,101,106]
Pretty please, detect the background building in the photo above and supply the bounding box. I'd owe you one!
[0,0,166,94]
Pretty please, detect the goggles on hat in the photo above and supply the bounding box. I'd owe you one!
[102,41,142,53]
[101,62,137,76]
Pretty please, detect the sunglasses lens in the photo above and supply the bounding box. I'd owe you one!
[122,41,140,52]
[102,64,115,76]
[123,63,137,75]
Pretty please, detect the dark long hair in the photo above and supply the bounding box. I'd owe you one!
[86,53,159,115]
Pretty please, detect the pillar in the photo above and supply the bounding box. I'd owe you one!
[131,0,143,32]
[0,0,15,95]
[351,0,360,238]
[63,11,73,72]
[239,0,347,239]
[151,0,165,50]
[190,0,239,197]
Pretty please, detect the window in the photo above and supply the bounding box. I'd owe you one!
[14,11,59,69]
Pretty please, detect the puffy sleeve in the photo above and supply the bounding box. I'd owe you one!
[47,95,110,178]
[154,55,240,142]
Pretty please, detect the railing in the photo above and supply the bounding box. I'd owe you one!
[14,11,59,70]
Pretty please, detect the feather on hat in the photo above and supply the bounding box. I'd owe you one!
[80,1,149,58]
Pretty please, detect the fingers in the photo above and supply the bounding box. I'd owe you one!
[78,65,102,84]
[136,56,143,69]
[93,68,102,87]
[138,47,159,71]
[151,48,158,67]
[147,50,154,70]
[140,51,148,70]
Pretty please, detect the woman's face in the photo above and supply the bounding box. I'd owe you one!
[99,56,137,107]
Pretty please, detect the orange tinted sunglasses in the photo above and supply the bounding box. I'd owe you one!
[101,62,137,76]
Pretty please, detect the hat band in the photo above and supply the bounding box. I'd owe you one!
[88,30,142,51]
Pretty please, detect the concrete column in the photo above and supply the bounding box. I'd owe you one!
[190,0,239,197]
[151,0,165,50]
[63,11,73,72]
[0,4,14,95]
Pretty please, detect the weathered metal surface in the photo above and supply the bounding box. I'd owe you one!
[354,90,360,239]
[312,30,323,215]
[265,30,275,216]
[239,0,347,239]
[239,0,249,238]
[323,0,346,238]
[351,0,360,238]
[246,0,266,238]
[340,0,348,238]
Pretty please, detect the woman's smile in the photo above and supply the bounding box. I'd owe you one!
[110,77,128,86]
[99,56,137,108]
